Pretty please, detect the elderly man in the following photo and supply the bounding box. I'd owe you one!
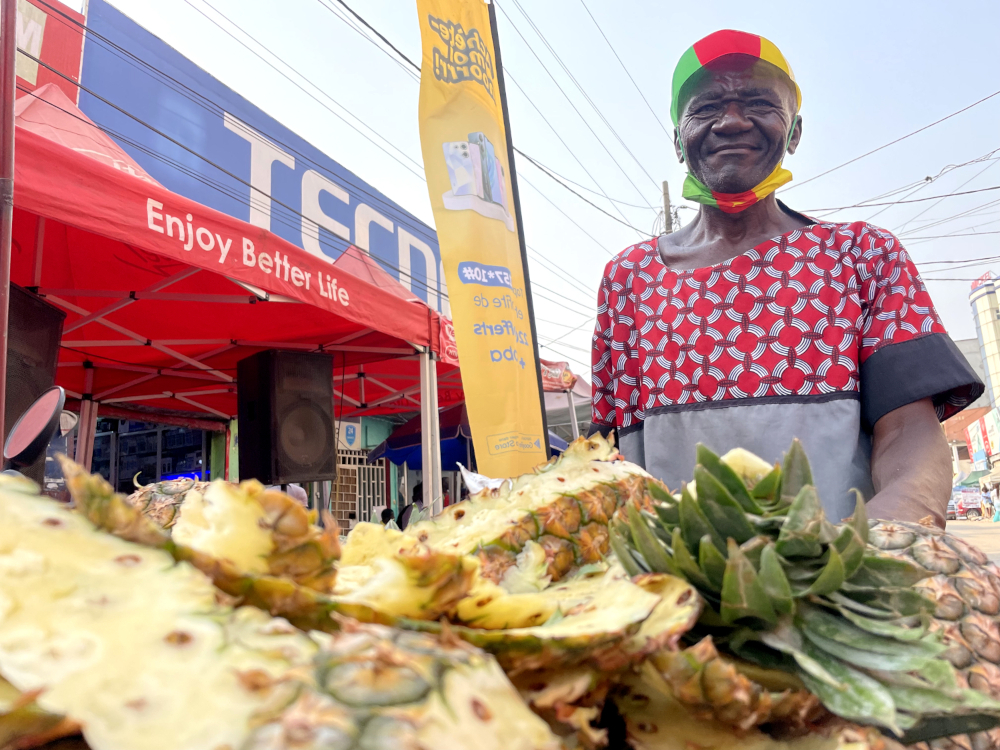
[591,30,982,526]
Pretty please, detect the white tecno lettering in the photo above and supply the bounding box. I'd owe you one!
[223,113,295,230]
[354,203,393,253]
[301,169,349,263]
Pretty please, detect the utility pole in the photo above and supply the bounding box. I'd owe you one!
[662,181,673,234]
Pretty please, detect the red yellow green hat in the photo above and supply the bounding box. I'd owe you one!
[672,30,802,214]
[670,29,802,127]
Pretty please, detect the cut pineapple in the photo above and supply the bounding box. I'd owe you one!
[403,435,655,584]
[0,476,563,750]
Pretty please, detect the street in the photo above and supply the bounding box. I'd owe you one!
[947,520,1000,563]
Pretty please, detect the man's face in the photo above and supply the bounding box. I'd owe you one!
[675,57,800,194]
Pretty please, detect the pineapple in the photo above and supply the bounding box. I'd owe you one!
[403,434,655,584]
[613,440,1000,745]
[614,664,905,750]
[0,473,563,750]
[125,477,210,529]
[63,458,340,593]
[867,519,1000,750]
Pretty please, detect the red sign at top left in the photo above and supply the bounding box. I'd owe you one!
[15,0,84,103]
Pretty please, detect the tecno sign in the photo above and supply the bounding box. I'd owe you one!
[79,0,447,315]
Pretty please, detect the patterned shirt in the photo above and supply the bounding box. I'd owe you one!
[591,220,982,519]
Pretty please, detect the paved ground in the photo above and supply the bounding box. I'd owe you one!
[946,519,1000,562]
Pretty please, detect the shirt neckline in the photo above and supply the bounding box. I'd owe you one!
[652,221,820,276]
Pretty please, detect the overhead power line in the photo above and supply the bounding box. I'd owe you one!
[577,0,671,138]
[785,89,1000,191]
[312,0,647,232]
[16,84,448,302]
[493,1,658,213]
[803,185,1000,213]
[505,0,661,191]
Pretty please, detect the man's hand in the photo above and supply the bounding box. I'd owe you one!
[867,398,952,528]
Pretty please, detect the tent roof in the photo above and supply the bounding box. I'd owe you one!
[12,85,458,422]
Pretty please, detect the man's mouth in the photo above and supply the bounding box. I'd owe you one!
[707,143,761,155]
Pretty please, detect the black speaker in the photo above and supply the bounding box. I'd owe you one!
[5,285,66,483]
[237,350,336,484]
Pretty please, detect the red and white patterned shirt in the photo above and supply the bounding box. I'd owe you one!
[591,220,981,518]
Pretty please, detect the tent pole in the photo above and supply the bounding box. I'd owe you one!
[0,0,15,443]
[428,354,442,515]
[418,349,443,515]
[567,390,579,440]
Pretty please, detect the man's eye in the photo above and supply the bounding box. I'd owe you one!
[694,103,720,114]
[749,99,776,108]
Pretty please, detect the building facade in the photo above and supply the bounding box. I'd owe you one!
[970,276,1000,408]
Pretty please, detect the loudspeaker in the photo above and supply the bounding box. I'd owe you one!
[237,350,336,484]
[5,285,66,483]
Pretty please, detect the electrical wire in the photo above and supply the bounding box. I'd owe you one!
[896,158,1000,232]
[15,82,448,304]
[189,0,425,179]
[802,186,1000,213]
[31,0,440,248]
[576,0,671,139]
[516,149,647,232]
[493,2,657,214]
[518,173,617,256]
[35,0,632,255]
[504,0,661,192]
[784,89,1000,191]
[314,0,650,232]
[905,231,1000,241]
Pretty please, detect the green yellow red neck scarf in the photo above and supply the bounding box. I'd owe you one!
[672,29,801,214]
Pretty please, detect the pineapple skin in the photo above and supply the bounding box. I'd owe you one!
[125,478,210,529]
[405,435,660,585]
[868,520,1000,750]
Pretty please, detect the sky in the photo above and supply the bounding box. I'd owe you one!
[68,0,1000,378]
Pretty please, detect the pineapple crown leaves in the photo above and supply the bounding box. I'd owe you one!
[614,440,1000,742]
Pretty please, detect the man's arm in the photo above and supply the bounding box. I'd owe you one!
[866,397,952,528]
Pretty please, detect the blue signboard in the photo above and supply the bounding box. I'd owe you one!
[78,0,446,313]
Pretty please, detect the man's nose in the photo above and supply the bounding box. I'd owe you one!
[712,103,753,133]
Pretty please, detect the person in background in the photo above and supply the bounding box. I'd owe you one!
[442,478,451,508]
[380,508,394,525]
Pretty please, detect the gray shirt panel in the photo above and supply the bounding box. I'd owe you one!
[618,396,873,522]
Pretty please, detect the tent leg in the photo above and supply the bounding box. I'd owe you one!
[74,400,98,472]
[419,350,442,515]
[567,390,579,440]
[0,0,14,443]
[74,366,98,471]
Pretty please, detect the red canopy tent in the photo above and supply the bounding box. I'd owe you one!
[10,84,461,474]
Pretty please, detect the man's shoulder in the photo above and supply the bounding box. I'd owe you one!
[802,219,903,247]
[602,237,659,278]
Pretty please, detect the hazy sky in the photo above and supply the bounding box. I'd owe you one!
[70,0,1000,376]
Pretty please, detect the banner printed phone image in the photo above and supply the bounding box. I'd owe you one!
[469,132,504,207]
[442,141,484,199]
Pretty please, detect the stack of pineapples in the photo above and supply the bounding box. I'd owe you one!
[0,434,998,750]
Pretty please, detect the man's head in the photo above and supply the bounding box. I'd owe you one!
[671,31,802,200]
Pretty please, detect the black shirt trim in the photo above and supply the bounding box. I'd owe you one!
[860,333,984,430]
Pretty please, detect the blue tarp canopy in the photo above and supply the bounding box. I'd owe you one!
[367,403,567,471]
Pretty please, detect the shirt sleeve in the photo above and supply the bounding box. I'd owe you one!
[590,260,617,436]
[857,224,984,429]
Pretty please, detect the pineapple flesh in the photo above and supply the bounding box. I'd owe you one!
[0,475,563,750]
[125,477,210,529]
[63,458,340,594]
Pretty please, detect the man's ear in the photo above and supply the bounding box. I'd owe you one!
[673,129,684,163]
[786,115,803,155]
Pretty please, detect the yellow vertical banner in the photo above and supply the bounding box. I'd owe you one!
[415,0,548,477]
